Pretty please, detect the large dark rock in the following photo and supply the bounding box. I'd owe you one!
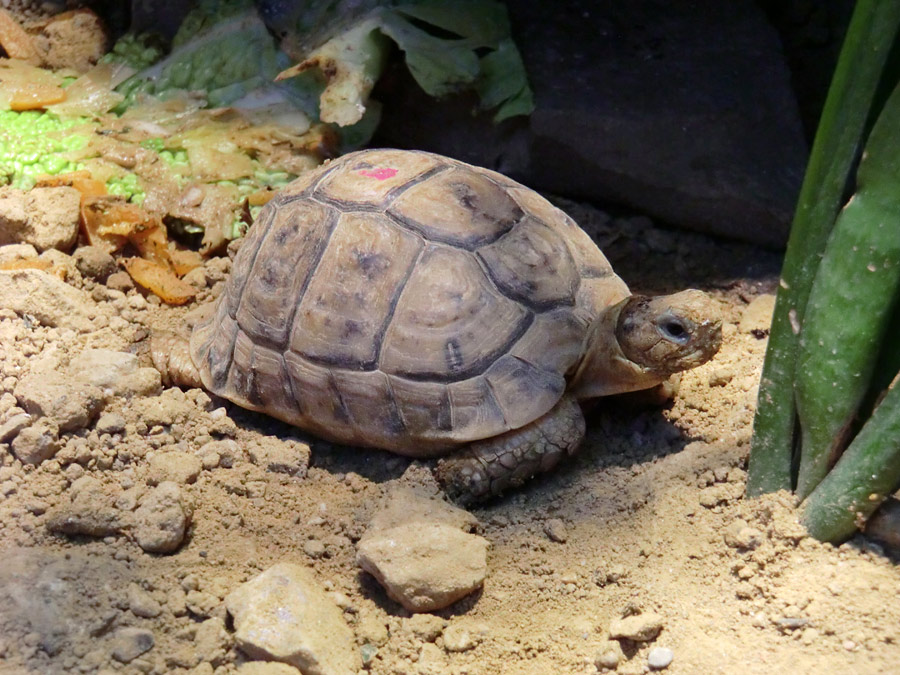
[372,0,808,247]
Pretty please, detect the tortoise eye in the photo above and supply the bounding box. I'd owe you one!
[659,318,691,344]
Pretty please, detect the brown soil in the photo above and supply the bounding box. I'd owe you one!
[1,201,899,675]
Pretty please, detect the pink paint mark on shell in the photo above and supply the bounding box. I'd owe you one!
[358,167,398,181]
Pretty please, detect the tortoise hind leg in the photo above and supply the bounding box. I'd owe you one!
[150,331,203,389]
[435,395,585,504]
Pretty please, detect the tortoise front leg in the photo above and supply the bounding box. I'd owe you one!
[434,395,585,504]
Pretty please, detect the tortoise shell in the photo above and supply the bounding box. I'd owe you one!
[190,149,629,457]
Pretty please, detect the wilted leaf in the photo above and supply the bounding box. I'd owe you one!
[123,257,197,305]
[0,58,66,110]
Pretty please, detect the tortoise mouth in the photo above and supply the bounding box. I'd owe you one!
[616,291,723,375]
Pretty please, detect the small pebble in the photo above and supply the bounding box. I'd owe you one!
[110,627,155,663]
[407,613,445,641]
[106,271,134,292]
[73,246,116,281]
[595,640,623,669]
[609,612,664,642]
[95,412,126,435]
[648,646,674,670]
[543,518,568,543]
[303,539,327,559]
[708,367,734,387]
[128,584,163,618]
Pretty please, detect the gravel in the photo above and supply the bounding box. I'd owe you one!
[648,646,674,670]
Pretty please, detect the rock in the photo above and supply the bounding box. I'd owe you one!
[146,451,202,485]
[595,640,624,669]
[0,243,38,265]
[406,614,446,641]
[417,642,448,674]
[186,590,220,619]
[28,187,81,250]
[199,439,242,468]
[699,483,743,507]
[34,8,109,72]
[0,187,80,252]
[110,627,155,663]
[15,372,104,432]
[182,266,209,289]
[543,518,568,543]
[648,646,674,670]
[442,621,486,653]
[356,489,487,612]
[194,617,231,666]
[0,411,31,443]
[724,520,764,550]
[73,246,117,281]
[39,248,77,278]
[10,417,59,465]
[0,189,29,248]
[373,1,805,246]
[708,367,735,387]
[247,438,310,476]
[132,482,192,553]
[303,539,327,559]
[0,269,95,331]
[68,349,163,400]
[128,584,163,618]
[609,612,665,642]
[366,486,479,532]
[106,270,135,292]
[225,562,361,675]
[739,294,777,335]
[130,389,192,427]
[95,412,126,435]
[46,475,124,537]
[167,588,188,616]
[356,612,389,648]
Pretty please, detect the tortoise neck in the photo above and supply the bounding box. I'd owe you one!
[569,297,669,400]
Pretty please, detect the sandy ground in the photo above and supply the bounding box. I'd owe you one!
[1,199,899,675]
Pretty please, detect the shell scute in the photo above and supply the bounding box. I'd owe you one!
[509,187,616,279]
[379,245,530,380]
[388,167,523,248]
[388,376,454,444]
[200,308,238,391]
[448,376,509,440]
[484,354,567,429]
[508,308,586,377]
[220,198,278,318]
[313,149,442,209]
[235,199,336,348]
[289,211,423,369]
[477,216,580,309]
[329,369,408,443]
[283,351,346,432]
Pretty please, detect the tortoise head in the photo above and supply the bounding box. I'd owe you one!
[570,289,722,399]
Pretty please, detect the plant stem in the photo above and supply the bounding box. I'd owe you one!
[801,378,900,543]
[747,0,900,497]
[794,75,900,499]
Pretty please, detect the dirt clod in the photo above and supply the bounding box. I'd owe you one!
[131,481,192,553]
[609,612,665,642]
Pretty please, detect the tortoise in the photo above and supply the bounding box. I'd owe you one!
[152,148,722,502]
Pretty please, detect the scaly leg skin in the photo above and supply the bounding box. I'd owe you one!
[435,395,586,504]
[149,331,203,389]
